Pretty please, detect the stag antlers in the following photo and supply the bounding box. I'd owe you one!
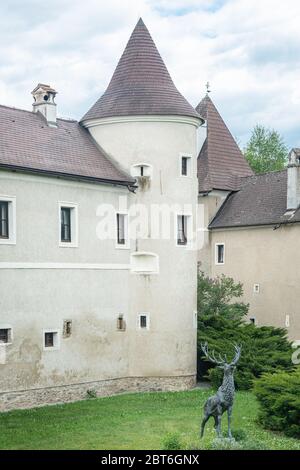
[201,342,241,366]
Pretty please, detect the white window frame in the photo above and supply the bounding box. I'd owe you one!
[253,284,260,294]
[0,195,16,245]
[43,329,60,351]
[175,213,193,248]
[215,243,225,265]
[137,313,150,331]
[58,202,78,248]
[285,315,290,328]
[0,325,13,345]
[115,211,130,249]
[179,153,192,178]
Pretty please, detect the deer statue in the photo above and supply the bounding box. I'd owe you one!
[200,342,242,439]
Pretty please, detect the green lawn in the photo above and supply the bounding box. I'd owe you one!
[0,389,299,450]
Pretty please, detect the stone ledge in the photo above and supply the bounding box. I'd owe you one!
[0,375,196,412]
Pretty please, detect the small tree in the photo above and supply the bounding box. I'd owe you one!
[244,125,288,174]
[197,271,249,320]
[197,272,293,388]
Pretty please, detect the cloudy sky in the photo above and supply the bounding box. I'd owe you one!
[0,0,299,148]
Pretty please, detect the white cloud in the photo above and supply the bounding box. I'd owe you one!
[0,0,299,146]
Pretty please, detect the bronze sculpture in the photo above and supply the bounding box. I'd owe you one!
[200,342,242,439]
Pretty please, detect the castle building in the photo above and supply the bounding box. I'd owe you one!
[0,19,202,410]
[1,18,299,411]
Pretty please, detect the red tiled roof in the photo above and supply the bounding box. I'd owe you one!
[209,170,300,229]
[196,95,253,192]
[0,105,133,186]
[81,18,201,122]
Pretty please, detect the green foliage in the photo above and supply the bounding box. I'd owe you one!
[162,433,182,450]
[198,314,293,389]
[254,368,300,438]
[197,273,293,389]
[197,271,249,319]
[244,125,288,174]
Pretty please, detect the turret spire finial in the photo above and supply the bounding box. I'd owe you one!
[206,81,211,94]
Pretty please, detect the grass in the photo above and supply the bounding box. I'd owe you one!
[0,389,299,450]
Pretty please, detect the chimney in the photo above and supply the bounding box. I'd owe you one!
[31,84,57,127]
[287,148,300,210]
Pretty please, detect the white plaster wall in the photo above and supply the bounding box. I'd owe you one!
[87,118,200,377]
[210,224,300,341]
[0,172,130,391]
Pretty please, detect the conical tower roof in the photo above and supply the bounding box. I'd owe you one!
[81,18,200,121]
[196,94,253,192]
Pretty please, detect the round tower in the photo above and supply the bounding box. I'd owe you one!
[81,18,203,388]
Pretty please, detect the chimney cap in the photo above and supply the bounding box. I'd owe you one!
[31,83,57,96]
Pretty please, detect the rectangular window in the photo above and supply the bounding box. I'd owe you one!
[253,284,260,294]
[0,196,16,245]
[215,243,225,264]
[117,213,125,245]
[0,202,9,239]
[61,207,71,242]
[138,313,149,330]
[181,157,188,176]
[140,315,147,329]
[180,155,192,177]
[45,332,54,348]
[116,213,129,248]
[43,330,60,350]
[59,202,78,247]
[177,215,188,245]
[0,328,11,344]
[249,318,256,325]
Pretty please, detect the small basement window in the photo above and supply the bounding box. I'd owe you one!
[43,330,59,350]
[0,328,12,344]
[138,313,149,330]
[253,284,260,294]
[63,320,72,338]
[117,314,126,331]
[215,243,225,265]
